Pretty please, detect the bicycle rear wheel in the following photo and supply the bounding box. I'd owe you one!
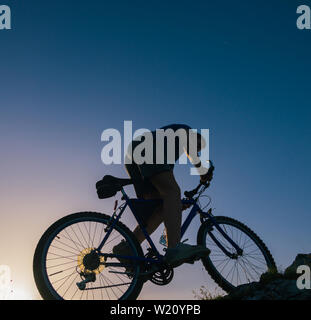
[33,212,144,300]
[197,216,276,293]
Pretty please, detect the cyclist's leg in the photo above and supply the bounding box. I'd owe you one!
[127,162,181,248]
[125,150,181,248]
[125,164,210,267]
[124,159,145,199]
[135,166,210,267]
[147,170,182,248]
[132,189,164,245]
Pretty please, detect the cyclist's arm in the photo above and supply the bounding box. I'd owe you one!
[183,146,208,177]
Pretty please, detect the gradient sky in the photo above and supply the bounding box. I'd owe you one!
[0,0,310,299]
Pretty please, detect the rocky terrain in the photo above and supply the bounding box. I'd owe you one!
[222,254,311,300]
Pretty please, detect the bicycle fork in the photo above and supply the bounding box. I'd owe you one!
[205,213,243,259]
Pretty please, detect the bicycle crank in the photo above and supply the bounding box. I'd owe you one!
[142,249,174,286]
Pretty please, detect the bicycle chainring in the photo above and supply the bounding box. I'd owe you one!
[144,250,174,286]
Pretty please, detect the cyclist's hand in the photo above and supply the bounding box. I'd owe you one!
[200,170,213,184]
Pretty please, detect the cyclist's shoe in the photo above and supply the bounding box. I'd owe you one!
[112,240,134,273]
[164,243,211,268]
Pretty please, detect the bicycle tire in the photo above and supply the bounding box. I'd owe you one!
[33,211,144,300]
[197,216,276,293]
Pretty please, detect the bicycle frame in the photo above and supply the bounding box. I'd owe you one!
[97,187,243,266]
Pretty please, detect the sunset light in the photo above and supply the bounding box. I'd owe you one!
[1,0,310,308]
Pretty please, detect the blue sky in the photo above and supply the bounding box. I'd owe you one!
[0,0,310,299]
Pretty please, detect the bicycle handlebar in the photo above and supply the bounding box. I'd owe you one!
[184,160,215,199]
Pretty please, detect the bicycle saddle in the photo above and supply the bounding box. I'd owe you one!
[96,175,132,199]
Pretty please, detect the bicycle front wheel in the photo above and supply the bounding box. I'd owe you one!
[33,212,144,300]
[197,216,276,293]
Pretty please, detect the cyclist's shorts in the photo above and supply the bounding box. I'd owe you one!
[125,162,173,198]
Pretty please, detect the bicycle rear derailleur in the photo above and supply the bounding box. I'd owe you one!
[76,272,96,290]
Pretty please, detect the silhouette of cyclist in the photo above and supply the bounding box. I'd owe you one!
[114,124,213,268]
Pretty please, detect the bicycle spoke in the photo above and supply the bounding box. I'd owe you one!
[63,228,83,252]
[46,253,77,261]
[47,260,77,269]
[50,245,78,256]
[55,269,77,292]
[77,223,89,248]
[53,238,81,254]
[92,222,98,248]
[48,264,77,278]
[40,215,140,300]
[99,274,109,300]
[70,285,79,300]
[205,219,271,289]
[62,273,80,298]
[69,225,86,250]
[99,274,119,299]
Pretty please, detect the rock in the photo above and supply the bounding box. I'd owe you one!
[260,269,283,284]
[222,282,262,300]
[221,253,311,300]
[284,253,311,279]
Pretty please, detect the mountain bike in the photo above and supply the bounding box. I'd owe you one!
[33,161,276,300]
